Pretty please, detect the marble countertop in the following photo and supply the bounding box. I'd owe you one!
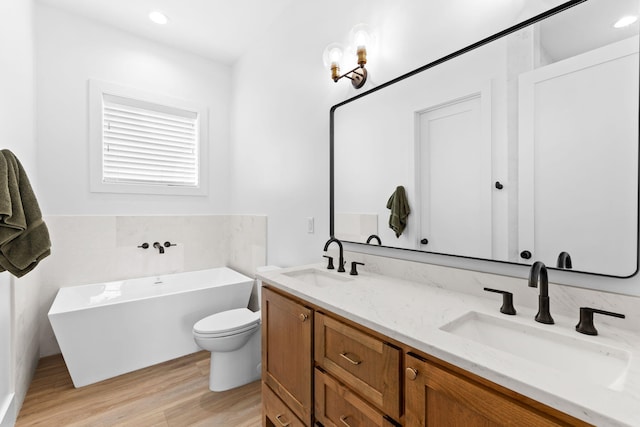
[257,263,640,427]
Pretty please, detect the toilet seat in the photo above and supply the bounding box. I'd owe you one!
[193,308,261,337]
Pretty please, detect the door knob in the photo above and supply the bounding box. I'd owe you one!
[420,238,429,245]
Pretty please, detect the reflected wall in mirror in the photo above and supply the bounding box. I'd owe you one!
[332,0,639,277]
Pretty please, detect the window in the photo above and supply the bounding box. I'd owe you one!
[89,80,208,195]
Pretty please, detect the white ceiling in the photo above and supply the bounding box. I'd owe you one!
[36,0,296,64]
[35,0,640,67]
[540,0,640,62]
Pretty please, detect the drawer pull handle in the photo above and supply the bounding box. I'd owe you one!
[275,414,291,427]
[299,313,308,322]
[406,367,418,380]
[339,352,362,365]
[340,415,352,427]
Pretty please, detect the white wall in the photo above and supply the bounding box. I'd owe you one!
[0,0,39,424]
[232,0,640,296]
[35,4,232,216]
[230,0,566,267]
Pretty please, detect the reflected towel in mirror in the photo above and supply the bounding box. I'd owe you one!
[386,185,410,238]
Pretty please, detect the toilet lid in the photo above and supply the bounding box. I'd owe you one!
[193,308,261,335]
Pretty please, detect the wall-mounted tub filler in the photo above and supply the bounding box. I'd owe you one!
[138,241,176,253]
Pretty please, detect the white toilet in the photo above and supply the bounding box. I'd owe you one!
[192,266,279,392]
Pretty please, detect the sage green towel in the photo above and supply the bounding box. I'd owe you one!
[386,185,410,238]
[0,150,51,277]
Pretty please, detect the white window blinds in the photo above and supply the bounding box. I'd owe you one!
[102,94,199,187]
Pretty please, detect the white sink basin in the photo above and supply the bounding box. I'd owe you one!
[440,311,631,391]
[282,268,354,287]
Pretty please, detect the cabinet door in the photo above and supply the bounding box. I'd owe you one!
[263,287,313,426]
[404,353,582,427]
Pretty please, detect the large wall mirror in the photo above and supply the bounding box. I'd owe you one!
[331,0,639,278]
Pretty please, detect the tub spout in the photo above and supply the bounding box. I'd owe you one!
[153,242,165,254]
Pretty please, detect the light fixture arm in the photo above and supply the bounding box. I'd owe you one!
[332,64,368,89]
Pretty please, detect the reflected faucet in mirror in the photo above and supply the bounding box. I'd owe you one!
[366,234,382,245]
[528,261,554,325]
[324,237,346,272]
[556,252,572,269]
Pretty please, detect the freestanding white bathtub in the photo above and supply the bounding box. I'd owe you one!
[48,267,254,387]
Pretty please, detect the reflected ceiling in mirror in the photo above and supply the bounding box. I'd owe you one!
[331,0,639,277]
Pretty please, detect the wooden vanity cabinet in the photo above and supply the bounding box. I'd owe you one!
[262,287,313,426]
[261,285,591,427]
[404,352,591,427]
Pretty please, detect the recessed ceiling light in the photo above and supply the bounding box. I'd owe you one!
[149,11,168,25]
[613,15,638,28]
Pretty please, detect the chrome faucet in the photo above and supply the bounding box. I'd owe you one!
[153,242,165,254]
[556,251,572,269]
[323,237,345,272]
[528,261,554,324]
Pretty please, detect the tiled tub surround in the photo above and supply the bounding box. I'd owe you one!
[258,258,640,426]
[38,215,267,357]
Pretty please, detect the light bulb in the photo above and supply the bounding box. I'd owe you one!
[322,43,344,69]
[353,30,368,49]
[349,23,372,50]
[329,48,342,64]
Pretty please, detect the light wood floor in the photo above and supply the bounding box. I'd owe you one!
[16,351,262,427]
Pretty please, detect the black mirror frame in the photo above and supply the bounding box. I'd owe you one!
[329,0,640,279]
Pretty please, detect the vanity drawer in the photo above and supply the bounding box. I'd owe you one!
[315,368,397,427]
[314,313,401,419]
[263,382,306,427]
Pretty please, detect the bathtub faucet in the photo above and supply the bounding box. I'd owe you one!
[153,242,165,254]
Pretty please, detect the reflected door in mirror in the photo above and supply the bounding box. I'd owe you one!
[417,93,492,258]
[519,36,639,277]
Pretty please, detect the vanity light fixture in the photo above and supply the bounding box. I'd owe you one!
[323,24,372,89]
[613,15,638,28]
[149,10,169,25]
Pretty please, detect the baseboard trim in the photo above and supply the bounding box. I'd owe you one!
[0,393,15,427]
